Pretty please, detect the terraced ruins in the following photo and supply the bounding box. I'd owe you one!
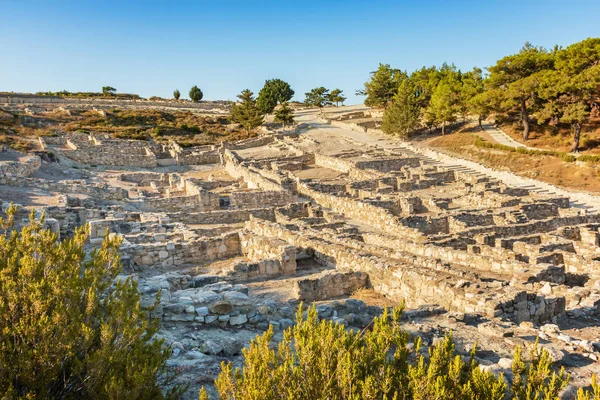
[3,98,600,397]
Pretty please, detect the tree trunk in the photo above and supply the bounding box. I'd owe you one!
[521,99,530,140]
[478,115,483,130]
[572,122,582,153]
[441,122,446,135]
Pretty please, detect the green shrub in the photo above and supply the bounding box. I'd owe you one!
[561,154,577,162]
[577,154,600,163]
[0,206,182,399]
[210,304,571,399]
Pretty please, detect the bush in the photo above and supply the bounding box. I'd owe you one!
[210,304,572,399]
[0,206,182,399]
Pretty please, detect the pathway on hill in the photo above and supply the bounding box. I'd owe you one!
[481,124,535,149]
[295,109,600,213]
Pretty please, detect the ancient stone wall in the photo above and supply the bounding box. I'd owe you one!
[240,232,296,275]
[294,271,369,301]
[0,155,41,184]
[229,190,303,209]
[246,218,565,323]
[121,232,241,268]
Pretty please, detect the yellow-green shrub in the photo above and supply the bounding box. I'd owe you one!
[0,205,182,399]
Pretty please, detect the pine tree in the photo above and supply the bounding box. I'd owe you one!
[231,89,264,134]
[328,89,346,107]
[304,87,331,109]
[274,102,295,128]
[256,79,295,114]
[359,63,406,108]
[536,38,600,152]
[189,85,204,102]
[0,205,182,399]
[173,89,181,100]
[488,43,555,140]
[382,80,420,137]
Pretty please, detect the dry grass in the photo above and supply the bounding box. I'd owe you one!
[500,116,600,154]
[45,108,252,147]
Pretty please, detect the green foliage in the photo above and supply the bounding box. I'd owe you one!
[173,89,181,100]
[273,102,295,127]
[536,38,600,152]
[328,88,346,107]
[578,374,600,400]
[425,74,461,134]
[231,89,264,133]
[382,79,420,137]
[256,79,295,114]
[102,86,117,95]
[488,42,555,139]
[510,340,569,399]
[304,87,331,108]
[211,304,513,399]
[360,63,406,108]
[0,205,181,399]
[189,85,204,102]
[35,90,141,100]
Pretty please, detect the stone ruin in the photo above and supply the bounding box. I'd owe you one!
[3,122,600,397]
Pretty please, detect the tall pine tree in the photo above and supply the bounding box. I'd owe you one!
[231,89,264,134]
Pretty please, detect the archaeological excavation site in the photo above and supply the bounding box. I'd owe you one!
[3,94,600,398]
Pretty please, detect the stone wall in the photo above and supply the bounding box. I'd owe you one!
[296,180,428,241]
[121,232,241,268]
[229,190,304,209]
[294,270,369,301]
[0,156,41,184]
[246,218,565,324]
[166,207,277,225]
[240,232,297,275]
[223,149,292,192]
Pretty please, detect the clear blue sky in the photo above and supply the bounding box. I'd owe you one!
[1,0,599,104]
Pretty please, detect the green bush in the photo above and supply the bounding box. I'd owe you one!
[0,206,182,399]
[210,304,573,400]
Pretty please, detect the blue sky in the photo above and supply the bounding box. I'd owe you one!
[1,0,599,104]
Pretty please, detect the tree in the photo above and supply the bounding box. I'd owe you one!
[189,85,204,102]
[274,102,295,128]
[256,79,295,114]
[459,67,493,128]
[328,89,346,107]
[0,205,181,399]
[381,80,420,137]
[210,304,570,399]
[536,38,600,152]
[231,89,264,134]
[102,86,116,95]
[425,76,461,135]
[488,43,555,140]
[304,87,331,109]
[173,89,180,100]
[359,63,406,108]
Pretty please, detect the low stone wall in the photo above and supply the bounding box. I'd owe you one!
[137,195,216,213]
[294,270,369,301]
[229,190,304,209]
[121,232,241,268]
[60,147,157,167]
[240,232,296,275]
[223,149,291,192]
[296,180,428,241]
[9,177,128,200]
[166,207,277,225]
[0,154,41,184]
